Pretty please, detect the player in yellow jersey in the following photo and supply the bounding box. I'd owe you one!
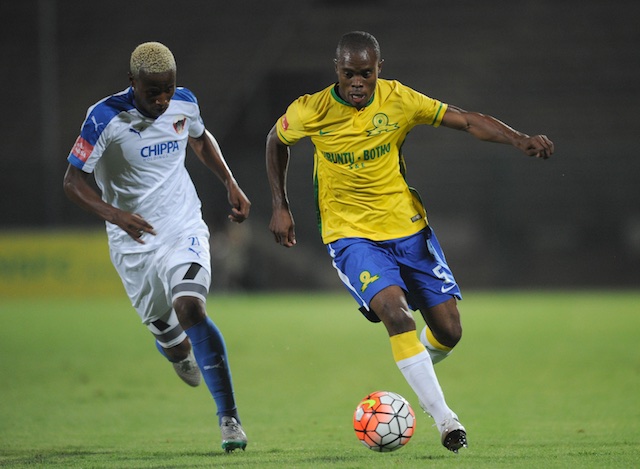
[266,31,553,453]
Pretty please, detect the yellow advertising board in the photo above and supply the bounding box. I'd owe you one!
[0,230,124,297]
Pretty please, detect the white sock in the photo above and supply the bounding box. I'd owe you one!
[396,350,454,424]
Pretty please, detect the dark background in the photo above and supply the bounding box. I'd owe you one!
[2,0,639,291]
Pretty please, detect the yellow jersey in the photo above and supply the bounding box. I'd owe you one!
[276,79,447,244]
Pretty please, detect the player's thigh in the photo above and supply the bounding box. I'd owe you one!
[398,228,462,343]
[369,285,416,335]
[400,227,462,309]
[110,249,172,324]
[327,237,407,314]
[160,232,211,299]
[420,297,462,346]
[161,232,212,326]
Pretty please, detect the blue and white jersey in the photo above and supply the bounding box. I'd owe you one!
[68,87,208,253]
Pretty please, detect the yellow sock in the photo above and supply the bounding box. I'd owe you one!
[419,326,452,365]
[423,326,452,352]
[390,331,424,362]
[390,330,453,423]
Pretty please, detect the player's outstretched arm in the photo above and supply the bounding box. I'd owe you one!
[266,124,296,247]
[188,131,251,223]
[441,105,554,159]
[62,164,155,243]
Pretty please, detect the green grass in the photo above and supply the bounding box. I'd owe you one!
[1,291,639,468]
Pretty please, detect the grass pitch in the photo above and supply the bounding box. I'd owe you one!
[1,291,639,468]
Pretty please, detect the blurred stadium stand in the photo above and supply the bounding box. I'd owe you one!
[2,0,639,290]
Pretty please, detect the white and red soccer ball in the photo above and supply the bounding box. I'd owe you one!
[353,390,416,452]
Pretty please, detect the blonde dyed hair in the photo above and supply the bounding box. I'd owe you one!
[130,42,176,77]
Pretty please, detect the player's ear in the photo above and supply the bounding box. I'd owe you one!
[378,59,384,74]
[128,72,135,88]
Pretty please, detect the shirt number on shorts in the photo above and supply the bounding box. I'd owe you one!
[432,265,453,282]
[188,236,202,257]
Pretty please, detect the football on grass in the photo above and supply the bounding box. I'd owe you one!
[353,390,415,452]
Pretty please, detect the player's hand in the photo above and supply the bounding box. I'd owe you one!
[227,183,251,223]
[518,134,554,159]
[269,208,296,247]
[114,211,156,244]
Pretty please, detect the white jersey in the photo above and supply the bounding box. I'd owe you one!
[68,86,208,254]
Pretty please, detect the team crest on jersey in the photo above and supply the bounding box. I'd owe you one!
[366,113,399,136]
[173,116,187,134]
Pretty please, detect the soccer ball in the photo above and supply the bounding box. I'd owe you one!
[353,390,416,452]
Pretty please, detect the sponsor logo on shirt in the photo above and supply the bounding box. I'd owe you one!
[140,140,180,159]
[322,143,390,167]
[323,151,355,165]
[71,136,93,162]
[281,115,289,131]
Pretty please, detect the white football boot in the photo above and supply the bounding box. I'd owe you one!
[172,352,201,387]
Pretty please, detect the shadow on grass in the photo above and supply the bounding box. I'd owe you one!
[0,448,251,468]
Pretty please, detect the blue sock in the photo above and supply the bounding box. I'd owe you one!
[155,340,171,361]
[185,317,239,425]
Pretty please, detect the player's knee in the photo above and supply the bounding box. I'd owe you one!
[173,296,207,329]
[437,323,462,348]
[372,293,416,334]
[423,298,462,348]
[163,338,191,361]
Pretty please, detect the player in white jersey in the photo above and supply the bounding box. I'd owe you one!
[63,42,250,452]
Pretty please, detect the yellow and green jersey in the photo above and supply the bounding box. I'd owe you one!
[276,79,447,244]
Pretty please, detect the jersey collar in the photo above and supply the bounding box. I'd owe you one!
[128,86,164,120]
[331,84,375,108]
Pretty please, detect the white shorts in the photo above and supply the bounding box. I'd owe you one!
[111,231,212,326]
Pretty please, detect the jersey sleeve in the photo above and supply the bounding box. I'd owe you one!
[174,87,206,138]
[402,86,448,127]
[275,98,308,146]
[67,105,114,173]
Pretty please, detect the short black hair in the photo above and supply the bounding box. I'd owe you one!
[335,31,381,61]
